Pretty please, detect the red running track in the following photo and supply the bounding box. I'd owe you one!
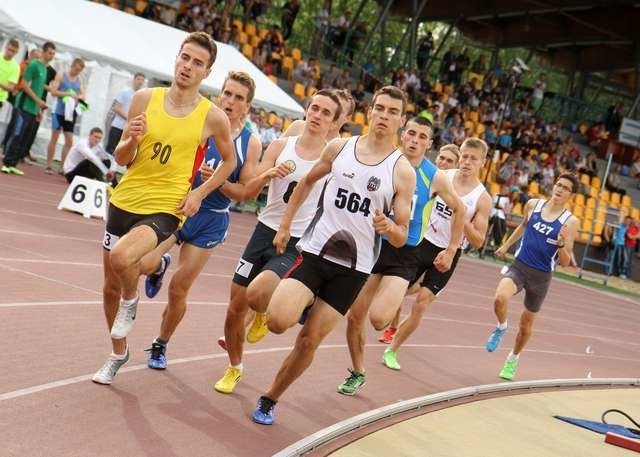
[1,170,639,456]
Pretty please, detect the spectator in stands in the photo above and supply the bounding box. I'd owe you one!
[613,216,630,279]
[361,57,377,91]
[351,82,366,112]
[62,127,116,186]
[490,184,510,248]
[586,121,606,148]
[0,38,20,145]
[531,73,546,112]
[441,48,456,83]
[105,72,146,156]
[416,32,434,69]
[293,57,319,89]
[498,128,513,150]
[260,115,282,149]
[605,103,624,136]
[312,1,331,52]
[624,217,639,277]
[281,0,300,40]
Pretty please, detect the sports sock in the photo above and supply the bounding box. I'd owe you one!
[232,363,243,372]
[497,321,508,330]
[111,346,128,359]
[154,257,166,274]
[154,338,168,346]
[122,296,138,307]
[507,351,519,361]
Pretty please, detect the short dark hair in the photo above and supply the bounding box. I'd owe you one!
[90,127,103,135]
[223,70,256,103]
[332,89,355,117]
[556,172,579,193]
[405,116,433,138]
[372,85,407,115]
[134,72,146,79]
[312,89,342,121]
[180,32,217,67]
[7,38,19,49]
[42,41,56,52]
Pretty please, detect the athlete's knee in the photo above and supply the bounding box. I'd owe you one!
[108,247,132,272]
[347,307,367,330]
[168,275,190,301]
[294,332,321,354]
[267,315,288,335]
[103,280,120,300]
[494,293,509,308]
[245,283,264,311]
[369,311,391,331]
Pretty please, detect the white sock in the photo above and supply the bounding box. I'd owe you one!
[497,321,508,330]
[154,257,166,274]
[111,346,128,359]
[122,296,138,307]
[232,363,243,372]
[507,351,519,361]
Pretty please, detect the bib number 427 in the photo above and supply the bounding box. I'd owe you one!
[334,188,371,216]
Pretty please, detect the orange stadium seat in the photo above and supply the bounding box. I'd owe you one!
[631,207,640,219]
[572,205,584,219]
[293,83,306,100]
[353,111,366,126]
[232,19,243,31]
[622,195,631,207]
[468,111,479,123]
[306,86,317,97]
[406,102,416,114]
[258,28,269,39]
[433,81,443,94]
[589,186,598,198]
[512,202,523,216]
[250,35,261,47]
[238,32,248,45]
[241,44,253,59]
[489,182,500,195]
[283,117,293,131]
[135,0,147,14]
[591,176,601,188]
[610,192,621,206]
[580,173,590,186]
[245,23,256,37]
[282,56,294,79]
[529,181,539,195]
[574,193,585,206]
[290,48,302,62]
[475,123,485,135]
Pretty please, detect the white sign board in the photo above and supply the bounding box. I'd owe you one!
[57,175,107,219]
[619,117,640,147]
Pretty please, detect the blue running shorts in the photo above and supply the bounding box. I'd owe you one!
[176,210,229,249]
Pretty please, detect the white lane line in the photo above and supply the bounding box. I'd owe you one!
[0,181,62,196]
[1,344,637,402]
[0,230,98,243]
[0,243,49,259]
[0,300,228,308]
[0,209,101,226]
[0,264,102,295]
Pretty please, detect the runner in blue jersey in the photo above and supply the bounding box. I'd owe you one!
[338,117,466,396]
[139,71,262,369]
[485,173,580,380]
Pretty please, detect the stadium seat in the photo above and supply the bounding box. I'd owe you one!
[580,173,590,186]
[572,205,584,218]
[539,152,548,162]
[512,203,523,216]
[124,6,135,13]
[258,28,269,38]
[282,56,294,79]
[489,182,500,195]
[589,186,598,199]
[241,44,253,59]
[622,195,631,207]
[306,86,317,97]
[475,123,485,135]
[290,48,302,62]
[268,112,279,125]
[245,23,256,37]
[293,83,306,100]
[433,81,442,94]
[591,176,601,188]
[406,102,416,114]
[632,207,639,219]
[135,0,147,14]
[464,120,475,131]
[353,111,366,126]
[468,111,479,123]
[574,193,585,206]
[586,197,595,209]
[529,149,538,157]
[283,117,292,131]
[232,19,243,31]
[250,35,260,47]
[610,192,621,206]
[529,181,539,195]
[599,189,609,202]
[238,32,248,45]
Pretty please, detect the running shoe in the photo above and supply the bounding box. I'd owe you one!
[485,326,507,352]
[246,313,268,343]
[1,165,10,174]
[5,166,24,175]
[337,369,366,396]
[378,327,396,344]
[145,254,171,299]
[214,366,242,394]
[499,357,519,380]
[92,347,130,385]
[217,336,227,352]
[146,341,167,370]
[110,297,139,339]
[381,349,401,370]
[252,396,276,425]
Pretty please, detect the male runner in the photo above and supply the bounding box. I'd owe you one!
[92,32,236,385]
[139,71,262,369]
[283,88,355,140]
[251,86,415,425]
[485,173,579,380]
[214,90,342,394]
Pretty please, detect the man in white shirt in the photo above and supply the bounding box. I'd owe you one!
[105,72,145,154]
[63,127,115,185]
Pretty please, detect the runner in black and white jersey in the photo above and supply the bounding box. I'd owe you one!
[250,86,416,425]
[214,90,342,395]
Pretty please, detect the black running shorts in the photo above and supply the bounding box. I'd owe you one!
[287,251,368,315]
[410,239,462,296]
[370,239,419,282]
[103,203,180,251]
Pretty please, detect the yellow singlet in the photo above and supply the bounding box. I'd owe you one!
[110,87,212,220]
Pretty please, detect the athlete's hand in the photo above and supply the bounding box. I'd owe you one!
[262,163,291,181]
[495,245,508,259]
[273,227,291,254]
[557,225,567,247]
[373,209,392,234]
[129,113,147,142]
[177,190,204,217]
[433,248,454,273]
[200,163,214,180]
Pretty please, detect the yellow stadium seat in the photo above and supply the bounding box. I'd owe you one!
[238,32,248,45]
[580,173,590,186]
[489,182,500,195]
[258,28,269,39]
[594,221,604,238]
[581,219,593,232]
[250,35,260,47]
[406,103,416,114]
[283,117,292,131]
[353,111,366,126]
[622,195,631,207]
[468,111,479,123]
[290,48,302,62]
[631,207,640,219]
[574,194,585,206]
[306,86,317,97]
[586,197,595,209]
[610,192,621,206]
[293,83,306,100]
[241,44,253,59]
[572,205,584,218]
[529,181,539,195]
[595,209,607,222]
[583,205,595,220]
[464,120,475,131]
[135,0,147,14]
[444,84,454,95]
[591,176,601,188]
[540,152,549,162]
[232,19,243,31]
[512,202,523,216]
[529,149,538,157]
[475,123,486,135]
[245,23,256,37]
[589,186,598,198]
[599,189,609,202]
[433,81,442,94]
[282,56,294,79]
[268,113,279,126]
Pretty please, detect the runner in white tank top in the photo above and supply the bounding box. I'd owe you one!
[251,87,416,426]
[382,138,493,372]
[214,90,341,396]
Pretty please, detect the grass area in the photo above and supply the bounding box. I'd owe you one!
[465,252,640,300]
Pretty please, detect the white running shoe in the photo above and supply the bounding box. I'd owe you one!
[110,297,139,339]
[92,347,130,385]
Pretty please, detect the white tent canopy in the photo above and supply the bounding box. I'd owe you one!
[0,0,304,118]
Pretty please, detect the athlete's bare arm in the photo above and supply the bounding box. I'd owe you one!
[273,138,347,253]
[177,105,237,217]
[495,198,537,259]
[113,88,152,166]
[374,155,415,248]
[465,192,492,249]
[242,137,289,199]
[200,133,262,202]
[430,171,466,268]
[556,215,580,267]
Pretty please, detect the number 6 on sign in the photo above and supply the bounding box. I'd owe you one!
[57,175,108,219]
